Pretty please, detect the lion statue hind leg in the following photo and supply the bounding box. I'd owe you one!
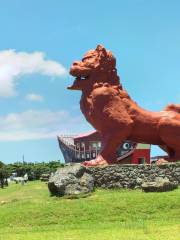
[159,118,180,161]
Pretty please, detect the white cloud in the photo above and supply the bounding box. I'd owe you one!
[0,110,92,141]
[25,93,44,102]
[0,50,67,97]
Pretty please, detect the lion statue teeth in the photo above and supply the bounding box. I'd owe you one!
[68,44,180,166]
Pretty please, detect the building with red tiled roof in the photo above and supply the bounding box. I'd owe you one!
[58,131,151,164]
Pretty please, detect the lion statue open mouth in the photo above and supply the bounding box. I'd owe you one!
[69,45,180,166]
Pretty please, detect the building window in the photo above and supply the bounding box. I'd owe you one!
[86,153,90,158]
[92,152,96,158]
[92,142,97,148]
[138,157,146,164]
[90,141,101,149]
[76,143,80,149]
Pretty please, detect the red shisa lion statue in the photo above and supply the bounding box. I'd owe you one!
[68,45,180,166]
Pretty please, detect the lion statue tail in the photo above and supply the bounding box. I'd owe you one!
[164,104,180,114]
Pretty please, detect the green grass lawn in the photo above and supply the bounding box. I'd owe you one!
[0,181,179,240]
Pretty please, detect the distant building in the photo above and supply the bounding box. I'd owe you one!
[58,131,151,164]
[150,155,168,164]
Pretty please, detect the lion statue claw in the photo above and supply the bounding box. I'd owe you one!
[68,45,180,166]
[83,155,108,167]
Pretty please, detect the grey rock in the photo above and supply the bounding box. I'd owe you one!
[136,177,143,184]
[48,163,180,192]
[142,177,178,192]
[113,182,123,188]
[40,173,50,182]
[48,164,94,197]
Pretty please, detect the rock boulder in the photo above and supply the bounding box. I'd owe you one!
[142,177,178,192]
[48,164,94,197]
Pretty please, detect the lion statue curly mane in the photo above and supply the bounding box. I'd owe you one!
[68,45,180,166]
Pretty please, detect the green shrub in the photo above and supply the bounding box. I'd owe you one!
[1,160,64,181]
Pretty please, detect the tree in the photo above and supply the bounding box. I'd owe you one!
[0,161,4,168]
[0,160,64,182]
[0,166,8,188]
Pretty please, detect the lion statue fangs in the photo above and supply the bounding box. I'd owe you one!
[68,44,180,166]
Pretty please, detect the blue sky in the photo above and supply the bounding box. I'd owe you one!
[0,0,179,163]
